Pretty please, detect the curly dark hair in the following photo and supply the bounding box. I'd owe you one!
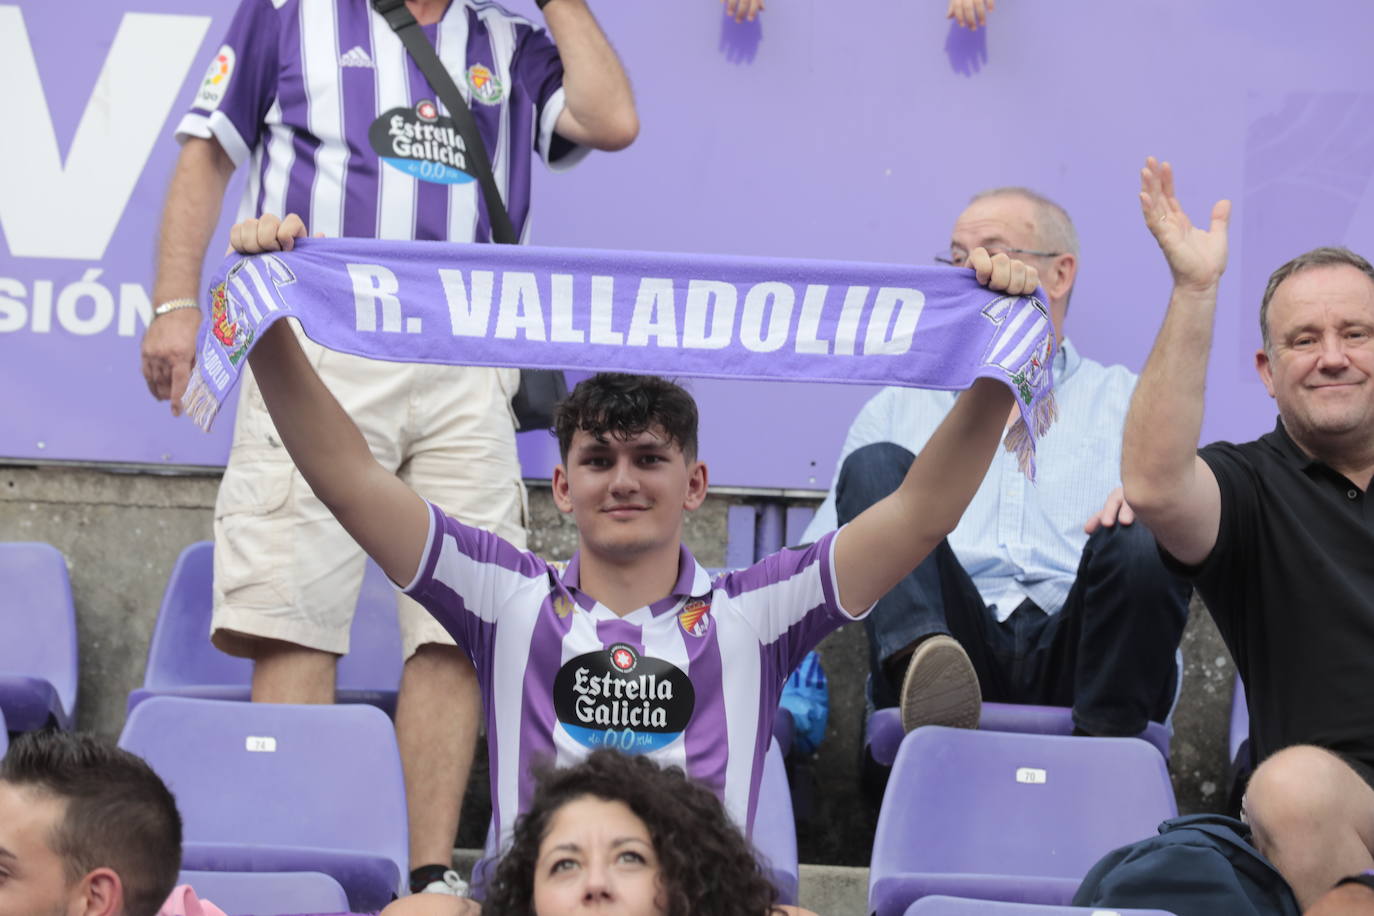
[553,373,699,463]
[482,750,782,915]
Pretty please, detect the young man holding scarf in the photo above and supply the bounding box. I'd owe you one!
[220,211,1046,892]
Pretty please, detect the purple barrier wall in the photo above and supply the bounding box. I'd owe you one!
[3,0,1373,489]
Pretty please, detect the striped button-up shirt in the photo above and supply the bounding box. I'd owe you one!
[804,340,1137,619]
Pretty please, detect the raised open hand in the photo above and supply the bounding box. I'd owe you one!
[1139,157,1231,291]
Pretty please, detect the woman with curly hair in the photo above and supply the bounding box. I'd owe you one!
[384,749,814,916]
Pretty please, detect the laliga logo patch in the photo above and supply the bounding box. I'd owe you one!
[196,45,235,112]
[466,64,504,105]
[678,597,711,638]
[553,644,695,754]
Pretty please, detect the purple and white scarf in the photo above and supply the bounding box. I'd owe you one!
[185,239,1058,476]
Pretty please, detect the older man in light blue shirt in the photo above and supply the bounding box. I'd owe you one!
[804,187,1190,739]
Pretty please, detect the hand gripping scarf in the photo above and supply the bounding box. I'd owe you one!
[184,239,1059,476]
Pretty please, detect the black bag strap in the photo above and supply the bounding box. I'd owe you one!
[371,0,518,245]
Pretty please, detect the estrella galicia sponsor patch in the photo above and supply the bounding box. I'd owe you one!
[678,597,711,638]
[368,101,475,185]
[196,45,235,111]
[553,644,695,754]
[466,63,504,105]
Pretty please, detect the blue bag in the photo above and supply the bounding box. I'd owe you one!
[1072,813,1300,916]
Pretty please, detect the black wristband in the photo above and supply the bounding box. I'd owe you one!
[535,0,555,9]
[1337,872,1374,892]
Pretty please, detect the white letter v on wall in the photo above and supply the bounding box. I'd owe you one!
[0,8,210,260]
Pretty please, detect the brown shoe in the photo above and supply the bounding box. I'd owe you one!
[898,635,981,732]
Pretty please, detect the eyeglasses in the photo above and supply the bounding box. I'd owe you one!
[935,246,1063,267]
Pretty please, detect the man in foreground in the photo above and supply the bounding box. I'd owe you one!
[0,730,182,916]
[1123,157,1374,908]
[223,211,1043,867]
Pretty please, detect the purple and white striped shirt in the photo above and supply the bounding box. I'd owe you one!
[177,0,584,243]
[404,503,860,855]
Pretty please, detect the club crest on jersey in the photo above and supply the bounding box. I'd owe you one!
[678,597,711,638]
[553,645,696,754]
[466,64,504,105]
[552,595,573,619]
[369,102,476,186]
[196,45,235,112]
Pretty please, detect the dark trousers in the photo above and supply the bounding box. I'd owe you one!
[836,442,1191,736]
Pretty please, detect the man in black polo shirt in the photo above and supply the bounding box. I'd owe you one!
[1121,157,1374,910]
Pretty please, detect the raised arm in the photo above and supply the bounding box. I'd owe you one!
[232,214,431,586]
[1121,158,1230,566]
[141,137,236,414]
[543,0,639,151]
[831,250,1029,614]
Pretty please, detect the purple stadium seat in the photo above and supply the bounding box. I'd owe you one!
[905,896,1178,915]
[177,869,350,915]
[755,737,799,905]
[0,542,78,730]
[1229,675,1248,765]
[866,704,1173,768]
[869,726,1177,915]
[127,542,403,715]
[118,696,408,912]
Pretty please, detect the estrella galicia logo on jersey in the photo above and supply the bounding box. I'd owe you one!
[196,45,235,112]
[553,646,695,754]
[466,63,504,105]
[369,103,476,185]
[678,598,711,638]
[609,643,638,673]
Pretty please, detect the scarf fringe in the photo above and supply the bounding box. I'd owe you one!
[1003,390,1058,481]
[182,370,221,433]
